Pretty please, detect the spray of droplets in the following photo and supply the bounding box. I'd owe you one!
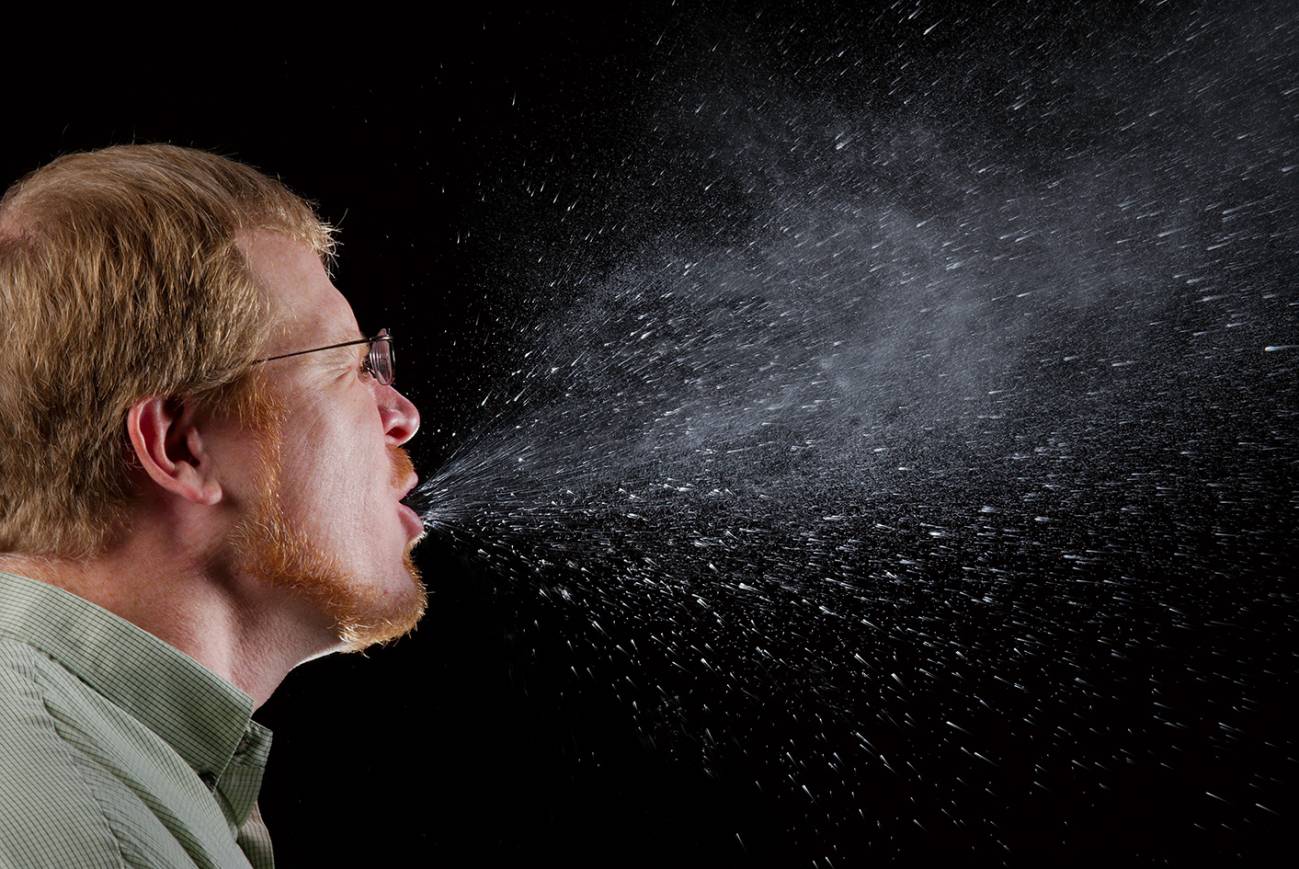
[405,2,1297,861]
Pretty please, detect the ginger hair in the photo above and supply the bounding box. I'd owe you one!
[0,144,335,559]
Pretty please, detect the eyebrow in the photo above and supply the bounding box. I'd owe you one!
[306,333,366,359]
[329,329,365,346]
[255,330,374,365]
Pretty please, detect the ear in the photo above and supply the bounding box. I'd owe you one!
[125,396,224,507]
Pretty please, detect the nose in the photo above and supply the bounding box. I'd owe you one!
[379,383,420,447]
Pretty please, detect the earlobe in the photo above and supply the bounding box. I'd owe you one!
[126,396,224,507]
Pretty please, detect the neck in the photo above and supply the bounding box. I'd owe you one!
[0,537,338,708]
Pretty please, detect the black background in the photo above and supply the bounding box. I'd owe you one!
[4,4,1294,866]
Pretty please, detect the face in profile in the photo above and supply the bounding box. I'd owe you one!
[224,231,427,652]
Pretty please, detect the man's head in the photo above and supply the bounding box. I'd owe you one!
[0,144,426,652]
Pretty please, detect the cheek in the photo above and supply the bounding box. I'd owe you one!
[294,394,389,522]
[281,398,388,524]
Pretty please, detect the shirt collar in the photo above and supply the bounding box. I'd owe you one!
[0,571,266,796]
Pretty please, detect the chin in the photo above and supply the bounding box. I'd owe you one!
[334,551,428,652]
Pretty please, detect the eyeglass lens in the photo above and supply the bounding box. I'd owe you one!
[369,335,395,385]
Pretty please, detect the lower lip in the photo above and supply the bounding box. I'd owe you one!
[398,503,424,538]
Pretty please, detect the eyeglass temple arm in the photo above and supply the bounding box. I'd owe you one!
[255,332,390,364]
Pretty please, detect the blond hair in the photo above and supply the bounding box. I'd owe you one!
[0,144,336,560]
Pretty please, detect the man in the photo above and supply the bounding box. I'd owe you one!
[0,144,426,867]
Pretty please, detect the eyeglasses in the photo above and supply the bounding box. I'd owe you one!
[253,328,395,386]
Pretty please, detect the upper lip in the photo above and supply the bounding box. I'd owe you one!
[399,475,418,503]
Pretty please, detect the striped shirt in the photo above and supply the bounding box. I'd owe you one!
[0,571,275,868]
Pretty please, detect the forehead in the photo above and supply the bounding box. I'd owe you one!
[236,229,361,354]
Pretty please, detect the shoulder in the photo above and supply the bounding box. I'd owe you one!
[0,638,127,868]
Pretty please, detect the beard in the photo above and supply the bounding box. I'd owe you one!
[225,404,427,652]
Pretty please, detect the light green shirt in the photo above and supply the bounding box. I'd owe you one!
[0,571,274,868]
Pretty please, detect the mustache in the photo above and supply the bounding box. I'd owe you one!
[390,445,416,493]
